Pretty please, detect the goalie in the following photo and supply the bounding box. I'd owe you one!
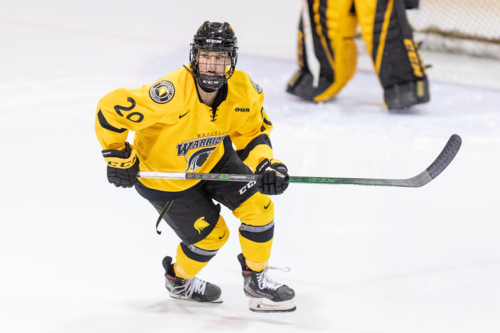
[287,0,429,109]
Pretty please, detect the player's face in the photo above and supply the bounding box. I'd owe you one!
[197,50,230,76]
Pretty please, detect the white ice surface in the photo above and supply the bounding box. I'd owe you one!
[1,2,500,333]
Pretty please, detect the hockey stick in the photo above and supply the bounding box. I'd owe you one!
[138,134,461,188]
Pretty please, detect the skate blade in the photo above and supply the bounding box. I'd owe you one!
[169,293,223,304]
[248,298,296,313]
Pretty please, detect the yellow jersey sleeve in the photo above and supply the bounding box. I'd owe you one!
[230,90,274,171]
[95,81,175,151]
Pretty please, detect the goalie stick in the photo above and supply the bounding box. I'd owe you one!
[138,134,461,188]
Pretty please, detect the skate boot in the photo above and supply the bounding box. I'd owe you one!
[237,253,296,313]
[162,256,222,303]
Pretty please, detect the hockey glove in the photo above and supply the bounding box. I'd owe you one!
[255,158,289,195]
[102,142,140,188]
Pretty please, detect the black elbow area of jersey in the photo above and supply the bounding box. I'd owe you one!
[102,142,132,159]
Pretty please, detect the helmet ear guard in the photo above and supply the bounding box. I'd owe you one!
[189,21,238,91]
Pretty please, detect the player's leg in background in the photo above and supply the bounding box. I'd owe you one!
[287,0,358,102]
[174,215,230,279]
[356,0,429,109]
[148,191,229,280]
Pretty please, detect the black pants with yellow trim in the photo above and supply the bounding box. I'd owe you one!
[287,0,429,109]
[143,151,275,279]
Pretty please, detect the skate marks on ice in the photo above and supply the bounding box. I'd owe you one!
[132,285,323,331]
[55,299,323,332]
[56,307,312,333]
[59,279,325,333]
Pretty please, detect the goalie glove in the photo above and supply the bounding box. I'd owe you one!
[255,158,289,195]
[102,142,140,188]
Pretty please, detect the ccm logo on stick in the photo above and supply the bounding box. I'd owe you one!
[239,181,256,195]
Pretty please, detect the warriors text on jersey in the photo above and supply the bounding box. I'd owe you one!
[95,67,274,192]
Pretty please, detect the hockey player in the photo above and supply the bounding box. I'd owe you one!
[287,0,429,109]
[94,21,296,312]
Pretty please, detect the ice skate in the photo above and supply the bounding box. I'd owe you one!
[237,253,296,313]
[162,256,223,303]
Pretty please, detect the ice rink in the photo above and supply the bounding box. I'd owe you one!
[1,1,499,332]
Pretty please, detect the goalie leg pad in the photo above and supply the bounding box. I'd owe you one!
[356,0,429,109]
[287,0,358,102]
[384,77,429,109]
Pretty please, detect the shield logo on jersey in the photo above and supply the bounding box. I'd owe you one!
[149,81,175,104]
[184,147,217,172]
[194,217,210,234]
[248,75,262,94]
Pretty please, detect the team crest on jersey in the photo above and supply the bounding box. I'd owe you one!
[177,134,227,172]
[149,81,175,104]
[194,217,210,234]
[248,75,262,94]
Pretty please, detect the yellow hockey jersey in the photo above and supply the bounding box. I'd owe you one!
[95,67,274,193]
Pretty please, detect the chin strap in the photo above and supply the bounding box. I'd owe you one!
[197,73,225,91]
[198,84,217,93]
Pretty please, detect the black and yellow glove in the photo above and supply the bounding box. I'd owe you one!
[102,142,139,188]
[255,158,289,195]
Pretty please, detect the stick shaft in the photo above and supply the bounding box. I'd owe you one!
[137,172,406,186]
[138,171,259,182]
[138,171,408,186]
[137,135,461,188]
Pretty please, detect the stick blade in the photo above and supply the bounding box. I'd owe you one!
[426,134,462,180]
[406,134,462,187]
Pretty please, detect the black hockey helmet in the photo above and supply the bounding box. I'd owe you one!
[189,21,238,91]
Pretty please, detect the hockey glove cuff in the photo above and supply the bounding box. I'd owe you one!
[255,158,289,195]
[102,142,140,188]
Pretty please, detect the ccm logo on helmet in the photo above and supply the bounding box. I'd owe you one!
[206,39,222,43]
[235,108,250,112]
